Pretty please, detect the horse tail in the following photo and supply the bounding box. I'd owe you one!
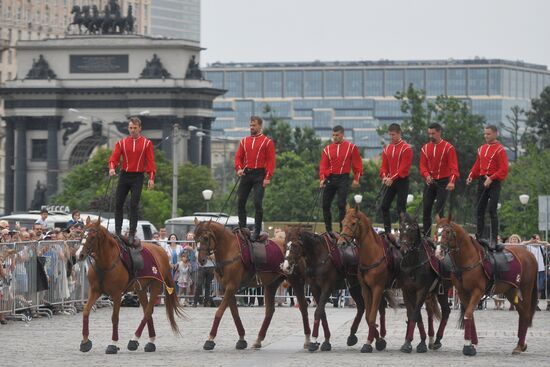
[383,289,398,309]
[162,263,187,335]
[457,303,465,329]
[425,292,441,321]
[528,275,538,327]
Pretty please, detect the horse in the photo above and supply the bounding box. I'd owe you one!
[76,218,185,354]
[398,212,452,353]
[67,6,84,34]
[89,5,102,34]
[337,207,399,353]
[123,5,136,34]
[435,216,538,355]
[193,219,312,350]
[282,228,384,352]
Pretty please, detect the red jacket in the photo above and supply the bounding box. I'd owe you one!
[379,140,413,180]
[319,140,363,181]
[468,141,508,181]
[109,135,156,180]
[420,140,459,183]
[234,133,276,180]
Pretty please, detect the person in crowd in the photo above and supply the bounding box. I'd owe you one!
[194,249,215,307]
[176,252,192,305]
[35,208,49,230]
[525,234,548,311]
[165,234,183,285]
[184,232,198,298]
[158,227,169,251]
[66,210,83,230]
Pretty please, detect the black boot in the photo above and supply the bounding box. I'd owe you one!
[128,230,136,246]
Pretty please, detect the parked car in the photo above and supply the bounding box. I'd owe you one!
[165,212,255,240]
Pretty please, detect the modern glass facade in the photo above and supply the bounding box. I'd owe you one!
[204,59,550,158]
[151,0,200,42]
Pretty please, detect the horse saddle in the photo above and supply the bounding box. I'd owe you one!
[234,228,268,267]
[485,250,514,280]
[114,234,144,275]
[439,253,453,280]
[340,243,358,269]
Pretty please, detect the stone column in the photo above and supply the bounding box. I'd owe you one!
[3,118,15,214]
[15,118,27,211]
[46,116,61,197]
[201,118,213,167]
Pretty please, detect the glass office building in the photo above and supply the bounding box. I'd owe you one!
[204,59,550,158]
[151,0,200,42]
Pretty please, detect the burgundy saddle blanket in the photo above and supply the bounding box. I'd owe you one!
[237,235,284,273]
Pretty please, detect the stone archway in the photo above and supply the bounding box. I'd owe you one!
[69,135,108,168]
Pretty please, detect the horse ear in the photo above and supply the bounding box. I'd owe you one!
[194,217,199,225]
[447,212,453,222]
[86,216,91,225]
[435,214,442,224]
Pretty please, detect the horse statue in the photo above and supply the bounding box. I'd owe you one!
[435,215,538,355]
[283,228,391,352]
[123,4,136,34]
[67,5,85,34]
[337,207,400,353]
[101,5,116,34]
[193,219,313,351]
[398,212,452,353]
[81,6,93,34]
[76,218,185,354]
[88,5,102,34]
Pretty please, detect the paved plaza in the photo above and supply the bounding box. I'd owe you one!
[1,303,549,366]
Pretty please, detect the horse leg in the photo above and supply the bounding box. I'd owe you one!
[127,289,148,351]
[204,285,236,350]
[320,313,331,351]
[229,295,247,350]
[376,297,387,351]
[401,291,415,353]
[253,279,281,349]
[105,293,122,354]
[347,284,364,346]
[80,288,101,352]
[415,312,428,353]
[462,289,483,356]
[290,278,311,348]
[432,291,450,350]
[308,286,331,352]
[130,284,159,352]
[361,285,382,353]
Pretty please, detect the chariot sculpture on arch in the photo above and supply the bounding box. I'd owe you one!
[67,0,136,35]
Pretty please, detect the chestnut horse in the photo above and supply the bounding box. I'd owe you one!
[435,216,538,356]
[77,218,185,354]
[194,220,312,351]
[398,212,451,353]
[338,208,399,353]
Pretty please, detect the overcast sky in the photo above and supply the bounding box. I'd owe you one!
[201,0,550,67]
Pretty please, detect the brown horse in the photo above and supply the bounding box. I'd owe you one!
[77,218,185,354]
[338,208,399,353]
[435,216,538,356]
[194,219,312,351]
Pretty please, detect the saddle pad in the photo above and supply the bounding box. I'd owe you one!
[423,239,441,276]
[237,235,284,273]
[483,249,521,288]
[252,243,267,266]
[120,246,166,283]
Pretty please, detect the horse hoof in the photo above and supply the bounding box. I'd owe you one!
[347,334,358,346]
[361,344,373,353]
[203,340,216,351]
[303,341,310,349]
[308,342,320,352]
[236,340,248,350]
[252,342,262,349]
[400,341,412,353]
[512,344,527,354]
[144,342,156,352]
[375,338,387,351]
[80,339,92,353]
[321,341,331,351]
[462,345,477,356]
[105,344,119,354]
[127,340,139,351]
[416,340,428,353]
[432,338,442,350]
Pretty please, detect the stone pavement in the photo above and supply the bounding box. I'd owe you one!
[0,303,549,367]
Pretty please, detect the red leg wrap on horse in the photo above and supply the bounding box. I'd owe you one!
[405,320,415,341]
[147,317,156,338]
[463,319,471,341]
[312,319,320,338]
[321,317,331,339]
[234,316,245,337]
[209,316,222,338]
[258,314,273,339]
[436,318,448,339]
[379,311,387,338]
[428,316,435,337]
[136,318,148,338]
[112,325,119,342]
[471,319,478,345]
[83,315,89,338]
[417,320,427,340]
[367,322,379,342]
[518,321,528,346]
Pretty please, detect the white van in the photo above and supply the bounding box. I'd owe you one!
[0,211,73,230]
[99,218,158,240]
[165,212,255,240]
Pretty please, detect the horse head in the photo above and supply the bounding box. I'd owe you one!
[338,207,372,246]
[435,214,460,254]
[281,228,304,275]
[76,217,107,262]
[193,218,218,266]
[71,5,80,14]
[399,212,421,254]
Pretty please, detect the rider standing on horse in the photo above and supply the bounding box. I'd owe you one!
[466,125,508,250]
[319,125,363,235]
[234,116,276,241]
[379,123,413,235]
[420,123,459,237]
[109,117,156,245]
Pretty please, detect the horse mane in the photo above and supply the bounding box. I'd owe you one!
[449,220,484,253]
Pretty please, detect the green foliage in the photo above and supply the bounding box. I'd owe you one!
[177,163,219,215]
[525,86,550,151]
[140,190,174,228]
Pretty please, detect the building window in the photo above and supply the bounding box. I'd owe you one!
[325,70,342,97]
[468,68,488,96]
[284,70,302,97]
[365,70,384,96]
[244,71,262,98]
[206,71,224,90]
[406,69,425,90]
[447,68,466,95]
[344,70,363,97]
[488,68,502,96]
[385,69,404,97]
[264,71,283,98]
[426,69,446,96]
[32,140,48,161]
[304,70,323,97]
[225,72,243,98]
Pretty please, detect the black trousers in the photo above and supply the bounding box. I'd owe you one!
[322,174,350,233]
[422,178,450,237]
[194,266,214,305]
[476,177,502,243]
[380,177,409,234]
[237,169,265,234]
[115,171,144,235]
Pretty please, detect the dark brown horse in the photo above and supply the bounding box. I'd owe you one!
[282,228,372,352]
[398,212,452,353]
[77,218,185,354]
[194,219,312,350]
[435,216,538,355]
[338,208,399,353]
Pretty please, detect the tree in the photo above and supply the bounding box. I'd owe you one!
[499,105,526,162]
[525,86,550,151]
[177,163,219,215]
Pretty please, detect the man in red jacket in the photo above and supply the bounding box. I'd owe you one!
[320,125,363,234]
[420,123,459,237]
[467,125,508,249]
[109,117,156,244]
[234,116,276,240]
[380,123,413,235]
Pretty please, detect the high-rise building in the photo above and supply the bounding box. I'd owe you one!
[204,59,550,158]
[150,0,200,42]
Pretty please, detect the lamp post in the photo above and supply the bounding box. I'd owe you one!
[172,123,180,218]
[202,189,213,212]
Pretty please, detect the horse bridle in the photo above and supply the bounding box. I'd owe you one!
[196,225,218,259]
[339,212,360,244]
[436,222,483,279]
